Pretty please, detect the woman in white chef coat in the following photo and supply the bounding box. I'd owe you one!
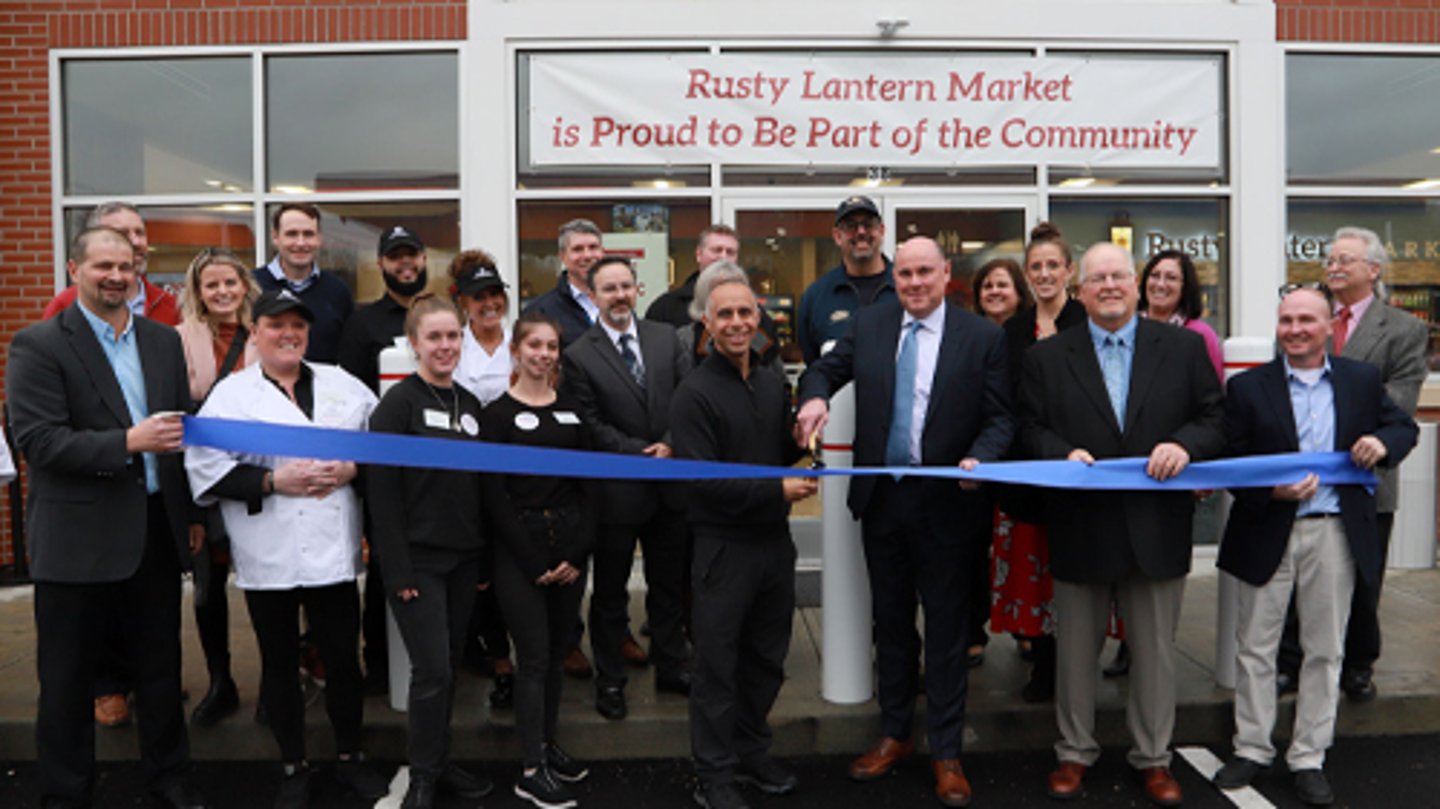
[185,288,389,809]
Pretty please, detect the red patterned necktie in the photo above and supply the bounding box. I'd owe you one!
[1333,306,1351,355]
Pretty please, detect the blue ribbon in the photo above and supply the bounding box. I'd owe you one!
[182,415,1376,491]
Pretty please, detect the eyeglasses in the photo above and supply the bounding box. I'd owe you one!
[836,217,881,233]
[1278,281,1334,305]
[1325,254,1370,268]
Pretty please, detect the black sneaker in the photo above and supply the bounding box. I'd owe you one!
[694,781,751,809]
[401,770,436,809]
[514,764,577,809]
[334,753,391,800]
[273,762,310,809]
[1293,768,1335,806]
[439,763,494,799]
[1213,757,1266,789]
[736,757,798,795]
[545,742,590,782]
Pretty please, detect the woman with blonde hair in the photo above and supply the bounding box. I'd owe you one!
[176,247,259,727]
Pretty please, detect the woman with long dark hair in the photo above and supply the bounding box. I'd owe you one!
[484,311,596,809]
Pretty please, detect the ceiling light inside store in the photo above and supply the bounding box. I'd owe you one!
[1430,147,1440,154]
[1403,178,1440,190]
[849,177,903,188]
[633,179,685,189]
[273,184,313,194]
[961,241,987,251]
[1057,177,1120,188]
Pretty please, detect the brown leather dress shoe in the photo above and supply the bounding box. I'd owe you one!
[848,737,913,781]
[1047,761,1087,800]
[620,636,650,667]
[563,646,593,679]
[94,693,130,727]
[932,759,972,807]
[1139,766,1182,807]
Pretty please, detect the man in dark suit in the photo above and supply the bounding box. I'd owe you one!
[1018,242,1224,808]
[525,218,603,349]
[796,236,1013,807]
[6,226,206,809]
[1277,226,1429,702]
[562,255,693,720]
[253,202,354,364]
[1212,286,1415,806]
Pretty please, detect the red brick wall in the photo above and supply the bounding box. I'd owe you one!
[0,0,465,570]
[1279,0,1440,43]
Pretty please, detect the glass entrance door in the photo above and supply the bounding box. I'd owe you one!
[722,194,1034,362]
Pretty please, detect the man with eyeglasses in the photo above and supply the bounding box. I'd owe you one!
[1274,227,1428,704]
[1212,285,1415,807]
[44,202,181,326]
[795,196,895,364]
[1017,242,1224,808]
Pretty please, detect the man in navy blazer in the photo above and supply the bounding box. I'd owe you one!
[1212,287,1415,806]
[1018,242,1224,808]
[6,227,205,809]
[796,236,1012,807]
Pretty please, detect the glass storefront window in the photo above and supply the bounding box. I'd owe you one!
[266,53,459,192]
[1288,54,1440,187]
[63,58,253,195]
[516,198,713,314]
[1050,196,1230,336]
[1286,198,1440,366]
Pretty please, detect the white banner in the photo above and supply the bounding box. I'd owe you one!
[527,53,1222,169]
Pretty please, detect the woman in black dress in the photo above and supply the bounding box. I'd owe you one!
[484,310,595,809]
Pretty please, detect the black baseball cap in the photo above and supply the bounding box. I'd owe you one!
[378,225,425,256]
[252,288,314,322]
[835,195,881,225]
[456,263,508,298]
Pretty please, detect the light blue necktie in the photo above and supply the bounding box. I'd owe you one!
[884,321,921,468]
[1101,335,1127,427]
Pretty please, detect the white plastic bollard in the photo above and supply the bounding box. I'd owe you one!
[378,336,414,712]
[1214,336,1273,689]
[1390,421,1437,569]
[820,380,874,704]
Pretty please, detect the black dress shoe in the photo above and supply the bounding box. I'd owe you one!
[150,780,209,809]
[595,685,627,720]
[656,670,693,696]
[401,772,436,809]
[489,673,515,709]
[190,677,239,727]
[1212,756,1266,789]
[1341,669,1377,702]
[1293,768,1334,806]
[1276,670,1299,697]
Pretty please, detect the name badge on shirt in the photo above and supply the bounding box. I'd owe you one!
[423,409,453,430]
[553,411,581,425]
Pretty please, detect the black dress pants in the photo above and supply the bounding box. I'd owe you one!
[689,528,795,787]
[35,495,187,807]
[590,507,689,688]
[862,478,983,760]
[244,581,364,763]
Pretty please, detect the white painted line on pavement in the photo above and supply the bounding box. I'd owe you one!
[373,765,409,808]
[1176,746,1276,809]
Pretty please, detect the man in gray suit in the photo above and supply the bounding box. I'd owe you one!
[561,255,693,721]
[1277,226,1429,701]
[7,226,205,809]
